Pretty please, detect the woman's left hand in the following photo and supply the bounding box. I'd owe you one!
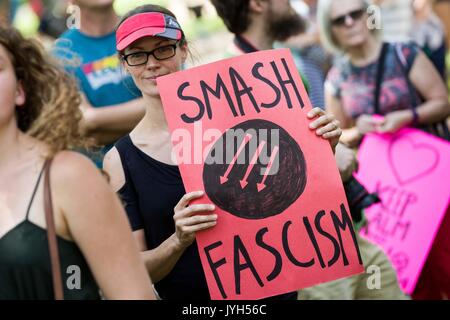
[376,110,413,134]
[307,107,342,153]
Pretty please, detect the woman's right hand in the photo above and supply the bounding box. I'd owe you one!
[355,114,383,135]
[173,191,217,249]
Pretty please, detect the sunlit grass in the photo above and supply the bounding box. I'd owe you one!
[12,3,40,37]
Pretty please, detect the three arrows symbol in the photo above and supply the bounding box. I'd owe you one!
[220,133,279,192]
[256,146,279,192]
[239,141,266,189]
[220,133,253,185]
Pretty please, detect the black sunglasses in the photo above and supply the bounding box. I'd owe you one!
[331,8,366,27]
[122,43,178,66]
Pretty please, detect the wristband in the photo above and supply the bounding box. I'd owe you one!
[411,109,419,126]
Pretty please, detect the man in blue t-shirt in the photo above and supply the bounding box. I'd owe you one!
[53,0,145,167]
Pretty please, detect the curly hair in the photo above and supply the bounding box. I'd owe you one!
[210,0,251,34]
[0,25,92,156]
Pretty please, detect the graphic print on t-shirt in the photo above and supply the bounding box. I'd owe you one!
[81,53,128,90]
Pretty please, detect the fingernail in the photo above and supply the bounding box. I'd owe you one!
[316,129,322,135]
[210,205,215,210]
[309,123,316,129]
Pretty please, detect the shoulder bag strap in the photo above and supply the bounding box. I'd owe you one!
[43,158,64,300]
[393,43,421,109]
[374,42,389,115]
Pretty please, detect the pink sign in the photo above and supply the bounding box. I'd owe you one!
[355,128,450,294]
[157,49,364,300]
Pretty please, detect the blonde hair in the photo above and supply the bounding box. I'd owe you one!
[0,25,93,156]
[317,0,382,55]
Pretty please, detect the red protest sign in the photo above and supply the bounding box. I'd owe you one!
[157,49,364,300]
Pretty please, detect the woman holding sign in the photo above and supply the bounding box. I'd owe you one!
[104,4,343,300]
[318,0,450,299]
[0,25,155,300]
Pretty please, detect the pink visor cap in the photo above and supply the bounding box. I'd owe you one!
[116,12,183,51]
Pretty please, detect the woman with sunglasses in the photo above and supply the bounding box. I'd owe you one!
[104,4,343,300]
[317,0,450,299]
[0,25,155,300]
[318,0,449,146]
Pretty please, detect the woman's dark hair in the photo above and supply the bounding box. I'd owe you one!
[210,0,251,34]
[116,4,187,54]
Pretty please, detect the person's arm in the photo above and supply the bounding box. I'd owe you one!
[407,50,450,122]
[132,229,190,284]
[103,148,217,283]
[80,95,145,144]
[377,50,450,133]
[324,87,366,147]
[284,31,320,50]
[335,142,357,182]
[133,191,216,283]
[51,151,155,300]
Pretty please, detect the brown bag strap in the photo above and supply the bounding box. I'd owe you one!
[43,158,64,300]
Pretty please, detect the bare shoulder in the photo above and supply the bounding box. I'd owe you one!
[52,150,98,176]
[104,147,122,170]
[50,151,106,189]
[47,152,112,233]
[103,147,126,192]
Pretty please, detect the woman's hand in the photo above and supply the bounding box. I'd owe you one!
[355,114,382,135]
[173,191,217,249]
[307,107,342,153]
[376,110,413,133]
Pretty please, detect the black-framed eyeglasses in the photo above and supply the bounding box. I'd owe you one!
[122,43,178,66]
[331,8,365,27]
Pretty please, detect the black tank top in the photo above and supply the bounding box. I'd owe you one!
[115,135,210,300]
[115,135,297,300]
[0,162,100,300]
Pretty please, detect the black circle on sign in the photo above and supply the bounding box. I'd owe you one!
[203,119,307,219]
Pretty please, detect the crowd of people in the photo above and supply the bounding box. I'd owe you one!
[1,0,449,300]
